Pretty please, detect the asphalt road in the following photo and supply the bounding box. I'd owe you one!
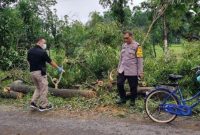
[0,106,200,135]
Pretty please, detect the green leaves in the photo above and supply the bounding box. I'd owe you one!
[99,0,131,25]
[144,41,200,94]
[0,47,26,70]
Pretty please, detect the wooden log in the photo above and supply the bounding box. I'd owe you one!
[126,87,154,99]
[10,81,33,94]
[9,81,96,98]
[49,88,96,98]
[137,87,154,94]
[0,90,23,99]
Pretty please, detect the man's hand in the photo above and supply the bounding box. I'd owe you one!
[57,66,65,73]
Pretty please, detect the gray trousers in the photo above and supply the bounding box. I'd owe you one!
[30,71,49,108]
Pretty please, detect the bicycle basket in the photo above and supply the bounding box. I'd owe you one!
[196,70,200,82]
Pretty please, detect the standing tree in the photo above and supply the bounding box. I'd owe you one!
[99,0,131,26]
[141,0,196,57]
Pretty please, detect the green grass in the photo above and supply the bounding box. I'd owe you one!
[170,44,184,53]
[155,44,184,58]
[0,89,146,117]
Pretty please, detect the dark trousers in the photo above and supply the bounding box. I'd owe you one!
[117,72,138,101]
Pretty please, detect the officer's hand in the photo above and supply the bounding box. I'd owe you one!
[57,66,65,73]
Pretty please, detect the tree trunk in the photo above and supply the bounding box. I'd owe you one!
[9,81,97,98]
[142,20,156,46]
[0,91,23,99]
[163,14,168,58]
[142,4,169,46]
[9,81,153,98]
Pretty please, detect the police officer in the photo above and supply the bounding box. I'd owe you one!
[27,37,64,112]
[116,31,144,106]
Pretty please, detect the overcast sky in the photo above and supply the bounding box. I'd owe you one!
[53,0,146,23]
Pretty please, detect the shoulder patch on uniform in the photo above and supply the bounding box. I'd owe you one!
[136,45,143,58]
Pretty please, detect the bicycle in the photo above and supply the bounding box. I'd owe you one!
[145,66,200,123]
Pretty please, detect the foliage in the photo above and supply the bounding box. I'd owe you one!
[0,0,57,70]
[47,21,122,87]
[0,0,199,96]
[145,41,200,94]
[99,0,130,25]
[0,46,27,70]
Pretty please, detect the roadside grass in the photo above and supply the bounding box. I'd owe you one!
[0,87,146,118]
[2,91,199,119]
[0,91,199,119]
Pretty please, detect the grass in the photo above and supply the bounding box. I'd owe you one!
[155,44,184,58]
[0,88,147,118]
[1,90,199,118]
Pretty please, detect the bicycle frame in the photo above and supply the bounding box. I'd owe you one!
[159,85,200,109]
[175,86,200,109]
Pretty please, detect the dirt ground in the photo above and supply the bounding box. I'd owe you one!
[0,105,200,135]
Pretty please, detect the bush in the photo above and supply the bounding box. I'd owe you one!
[144,52,178,85]
[144,41,200,94]
[0,46,27,70]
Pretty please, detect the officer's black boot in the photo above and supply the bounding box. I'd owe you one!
[116,98,126,105]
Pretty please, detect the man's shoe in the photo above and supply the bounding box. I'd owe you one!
[116,98,126,105]
[39,104,53,112]
[30,102,38,109]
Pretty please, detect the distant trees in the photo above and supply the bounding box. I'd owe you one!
[99,0,199,48]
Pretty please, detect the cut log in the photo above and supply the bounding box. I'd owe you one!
[137,87,154,94]
[9,81,96,98]
[8,81,153,99]
[0,90,23,99]
[126,87,154,99]
[3,87,11,93]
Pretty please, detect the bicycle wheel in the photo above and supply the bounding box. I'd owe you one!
[145,89,178,123]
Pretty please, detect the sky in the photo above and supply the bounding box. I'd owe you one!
[53,0,146,23]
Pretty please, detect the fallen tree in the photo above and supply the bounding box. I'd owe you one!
[7,80,153,99]
[0,91,23,99]
[0,87,23,99]
[9,81,97,98]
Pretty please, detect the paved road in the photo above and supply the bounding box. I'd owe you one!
[0,106,199,135]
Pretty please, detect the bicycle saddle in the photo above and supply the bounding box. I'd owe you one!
[169,74,183,81]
